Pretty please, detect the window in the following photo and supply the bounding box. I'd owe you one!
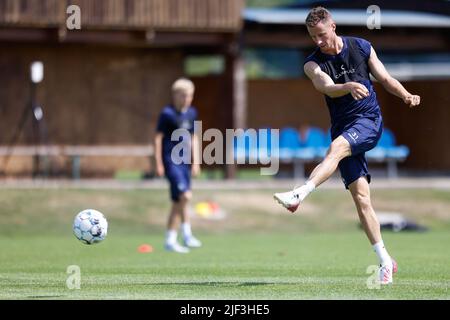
[184,55,225,76]
[245,48,303,79]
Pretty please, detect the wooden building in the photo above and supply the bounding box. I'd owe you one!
[0,0,245,177]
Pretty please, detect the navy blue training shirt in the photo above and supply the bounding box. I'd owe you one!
[304,36,381,127]
[156,105,198,164]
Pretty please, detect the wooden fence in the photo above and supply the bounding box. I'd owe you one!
[0,0,244,31]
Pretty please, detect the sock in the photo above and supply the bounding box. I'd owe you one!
[294,180,316,202]
[373,241,392,266]
[181,223,192,239]
[166,230,177,245]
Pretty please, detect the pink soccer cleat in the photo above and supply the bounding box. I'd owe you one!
[392,258,398,274]
[379,258,398,285]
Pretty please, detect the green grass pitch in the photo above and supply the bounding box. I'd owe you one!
[0,188,449,299]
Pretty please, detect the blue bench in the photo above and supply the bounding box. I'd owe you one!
[280,126,409,179]
[279,126,329,179]
[366,128,410,178]
[233,126,409,179]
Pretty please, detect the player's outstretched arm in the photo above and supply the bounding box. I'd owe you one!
[368,46,421,108]
[304,61,369,100]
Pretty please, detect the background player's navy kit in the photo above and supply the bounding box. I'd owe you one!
[156,105,198,201]
[305,36,383,188]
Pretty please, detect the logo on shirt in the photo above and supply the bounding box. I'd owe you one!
[348,131,359,143]
[177,182,186,192]
[335,65,355,80]
[178,119,193,131]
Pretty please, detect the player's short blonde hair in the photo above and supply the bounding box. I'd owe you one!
[172,78,195,94]
[306,7,332,27]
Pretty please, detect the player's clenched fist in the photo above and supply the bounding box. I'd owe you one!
[403,94,421,108]
[344,82,370,100]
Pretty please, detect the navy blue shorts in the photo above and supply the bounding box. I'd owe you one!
[332,116,383,189]
[164,163,191,202]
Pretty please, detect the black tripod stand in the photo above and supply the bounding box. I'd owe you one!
[1,72,51,178]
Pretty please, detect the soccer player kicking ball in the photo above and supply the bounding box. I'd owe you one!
[155,78,202,253]
[273,7,420,284]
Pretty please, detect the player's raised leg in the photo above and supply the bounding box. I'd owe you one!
[306,135,353,187]
[273,135,351,212]
[348,177,397,284]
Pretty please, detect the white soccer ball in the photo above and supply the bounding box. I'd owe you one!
[73,209,108,245]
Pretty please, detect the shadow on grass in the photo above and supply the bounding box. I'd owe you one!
[144,281,282,287]
[26,295,66,299]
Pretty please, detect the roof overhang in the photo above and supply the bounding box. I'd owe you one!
[244,8,450,28]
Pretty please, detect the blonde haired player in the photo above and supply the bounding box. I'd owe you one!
[274,7,420,284]
[155,78,202,253]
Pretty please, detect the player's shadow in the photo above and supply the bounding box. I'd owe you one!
[26,295,66,299]
[150,281,279,287]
